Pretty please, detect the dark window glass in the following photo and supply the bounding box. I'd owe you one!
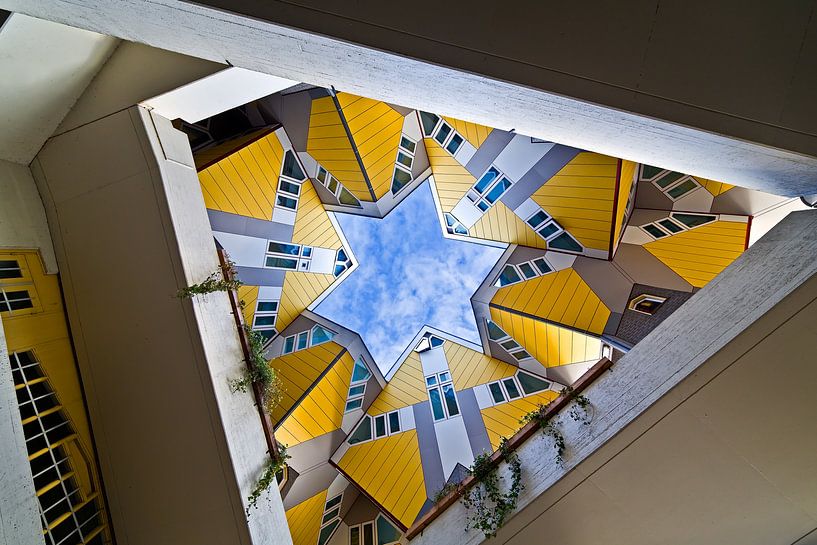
[327,177,339,194]
[667,179,698,198]
[654,171,685,188]
[283,336,295,354]
[454,225,468,235]
[0,260,22,279]
[500,339,519,350]
[419,112,439,136]
[672,213,716,228]
[296,332,308,350]
[549,232,583,252]
[429,388,445,420]
[257,301,278,312]
[349,385,365,397]
[339,187,360,206]
[640,165,664,180]
[430,336,444,347]
[376,515,401,545]
[322,507,340,524]
[442,383,459,416]
[658,218,683,233]
[537,222,560,239]
[511,350,531,361]
[266,256,297,269]
[351,358,371,382]
[517,371,550,395]
[633,296,665,315]
[388,411,400,433]
[643,224,667,238]
[311,325,334,345]
[278,179,300,195]
[477,200,490,211]
[497,265,521,286]
[391,167,412,194]
[526,210,549,228]
[474,168,499,194]
[345,398,363,411]
[268,242,300,255]
[375,415,386,437]
[489,382,505,403]
[282,150,305,180]
[434,123,452,145]
[397,151,413,169]
[446,133,464,154]
[255,316,275,326]
[518,262,537,279]
[276,195,298,209]
[485,177,512,204]
[317,167,327,183]
[362,522,374,545]
[301,246,312,257]
[350,527,360,545]
[502,378,521,399]
[533,258,551,274]
[349,416,372,444]
[334,264,346,277]
[400,136,416,153]
[486,321,506,341]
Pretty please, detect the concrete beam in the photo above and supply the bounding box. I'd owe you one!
[3,0,817,196]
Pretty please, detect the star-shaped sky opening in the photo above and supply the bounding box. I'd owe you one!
[316,181,504,372]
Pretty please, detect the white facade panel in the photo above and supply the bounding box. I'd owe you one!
[213,230,266,268]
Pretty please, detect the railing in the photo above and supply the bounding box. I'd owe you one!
[405,357,613,540]
[216,248,282,461]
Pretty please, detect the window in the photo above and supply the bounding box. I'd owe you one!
[524,207,583,252]
[351,357,372,383]
[318,494,343,545]
[485,320,532,361]
[346,383,366,413]
[282,335,295,355]
[316,164,362,207]
[467,165,514,211]
[311,325,335,346]
[640,213,717,240]
[487,371,551,405]
[414,332,445,352]
[419,111,440,136]
[0,289,33,312]
[628,294,667,315]
[0,260,22,279]
[351,516,401,545]
[388,411,400,434]
[282,150,306,181]
[494,256,554,287]
[640,165,702,201]
[374,414,387,438]
[348,416,372,444]
[265,241,312,271]
[391,136,417,195]
[296,331,309,350]
[426,371,459,421]
[548,232,583,253]
[443,212,469,236]
[334,247,354,277]
[252,299,279,343]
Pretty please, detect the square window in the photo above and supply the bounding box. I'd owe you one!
[397,151,413,169]
[526,210,549,228]
[518,262,537,279]
[297,332,309,350]
[488,382,506,403]
[445,133,464,154]
[537,222,560,239]
[278,178,301,195]
[477,200,490,212]
[439,371,450,382]
[434,123,452,145]
[400,136,416,154]
[426,375,438,387]
[345,398,363,412]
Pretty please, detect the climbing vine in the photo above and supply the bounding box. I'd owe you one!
[461,438,523,538]
[520,402,567,464]
[176,261,243,298]
[229,325,284,416]
[246,445,290,515]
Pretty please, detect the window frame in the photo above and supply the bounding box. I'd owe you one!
[641,165,703,202]
[467,165,514,212]
[484,319,533,361]
[493,256,553,287]
[628,293,667,315]
[425,371,460,422]
[0,288,34,313]
[487,370,552,406]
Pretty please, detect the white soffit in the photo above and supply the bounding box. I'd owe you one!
[142,67,298,123]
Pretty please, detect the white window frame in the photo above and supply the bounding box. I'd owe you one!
[467,165,514,212]
[494,256,552,287]
[640,212,717,240]
[0,288,33,313]
[391,135,417,195]
[264,240,312,271]
[425,371,460,422]
[485,319,533,361]
[315,163,362,207]
[641,165,702,202]
[487,370,551,406]
[345,382,366,413]
[318,493,343,545]
[628,294,667,315]
[252,299,279,338]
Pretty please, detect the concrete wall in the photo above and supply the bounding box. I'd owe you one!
[0,319,44,545]
[30,106,293,545]
[414,210,817,545]
[4,1,817,196]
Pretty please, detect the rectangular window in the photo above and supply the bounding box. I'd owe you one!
[429,388,445,421]
[0,289,33,312]
[518,262,537,279]
[254,315,276,327]
[397,151,413,169]
[345,398,363,412]
[488,382,506,403]
[526,210,550,228]
[268,242,301,255]
[643,224,668,239]
[400,136,416,154]
[533,258,551,275]
[434,123,452,145]
[388,411,400,434]
[667,179,698,199]
[474,167,499,194]
[445,133,464,154]
[442,383,459,416]
[427,372,459,421]
[296,331,309,350]
[374,414,387,438]
[485,177,512,204]
[0,260,22,279]
[283,336,295,354]
[502,378,521,399]
[257,301,278,312]
[348,384,365,397]
[265,256,297,269]
[537,222,560,239]
[276,195,298,210]
[278,178,301,195]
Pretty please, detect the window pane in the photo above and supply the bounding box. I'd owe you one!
[278,178,301,195]
[268,242,301,255]
[322,507,340,524]
[477,200,490,211]
[397,151,413,168]
[454,225,468,235]
[537,222,560,239]
[474,167,499,194]
[297,332,309,350]
[376,515,401,545]
[351,358,371,383]
[400,136,416,153]
[282,150,305,180]
[517,371,550,395]
[502,378,521,399]
[388,411,400,434]
[429,388,445,420]
[419,112,440,135]
[486,321,506,341]
[485,177,512,204]
[496,265,521,286]
[653,171,685,188]
[442,383,459,416]
[426,375,437,387]
[363,523,374,545]
[671,213,716,228]
[667,179,698,199]
[311,325,335,345]
[375,415,386,437]
[533,258,551,275]
[526,210,549,228]
[434,123,452,145]
[500,339,519,350]
[257,301,278,312]
[518,262,537,279]
[254,316,276,326]
[345,398,363,412]
[350,527,360,545]
[439,371,450,382]
[392,167,412,193]
[348,385,365,397]
[349,416,372,444]
[549,232,583,252]
[318,520,340,545]
[511,350,532,361]
[301,246,312,257]
[277,195,298,209]
[327,177,339,194]
[0,260,22,279]
[488,382,506,403]
[283,336,295,354]
[446,133,464,154]
[643,224,667,239]
[317,167,327,183]
[339,187,361,206]
[430,336,444,347]
[658,218,683,233]
[640,165,664,180]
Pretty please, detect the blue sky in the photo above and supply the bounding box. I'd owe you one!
[316,182,504,373]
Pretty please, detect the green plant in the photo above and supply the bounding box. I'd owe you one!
[246,445,290,515]
[432,481,461,503]
[230,325,284,416]
[568,393,592,425]
[461,438,523,538]
[521,403,566,464]
[177,261,243,298]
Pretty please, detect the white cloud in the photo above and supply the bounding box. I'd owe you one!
[316,182,503,371]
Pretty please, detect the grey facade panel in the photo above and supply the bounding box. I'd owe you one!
[234,266,285,286]
[208,209,294,242]
[413,402,445,500]
[464,129,514,178]
[457,388,493,457]
[615,283,695,345]
[500,144,580,210]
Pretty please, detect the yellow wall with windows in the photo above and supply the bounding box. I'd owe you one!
[644,219,747,287]
[441,116,492,149]
[337,93,404,200]
[198,131,284,220]
[292,179,343,250]
[367,351,427,415]
[491,268,610,335]
[443,341,517,391]
[276,351,354,447]
[307,96,372,202]
[276,271,336,333]
[612,159,637,249]
[286,489,328,545]
[269,341,345,424]
[480,390,559,449]
[489,307,603,368]
[337,430,426,528]
[425,137,477,214]
[531,153,619,252]
[470,201,548,249]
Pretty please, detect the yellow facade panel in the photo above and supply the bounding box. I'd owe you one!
[425,137,476,213]
[292,180,343,250]
[276,271,336,334]
[443,341,517,391]
[368,351,427,415]
[644,220,748,288]
[480,391,559,449]
[697,177,735,196]
[286,489,328,545]
[237,285,259,326]
[441,116,493,148]
[338,430,426,527]
[469,201,548,249]
[613,160,637,248]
